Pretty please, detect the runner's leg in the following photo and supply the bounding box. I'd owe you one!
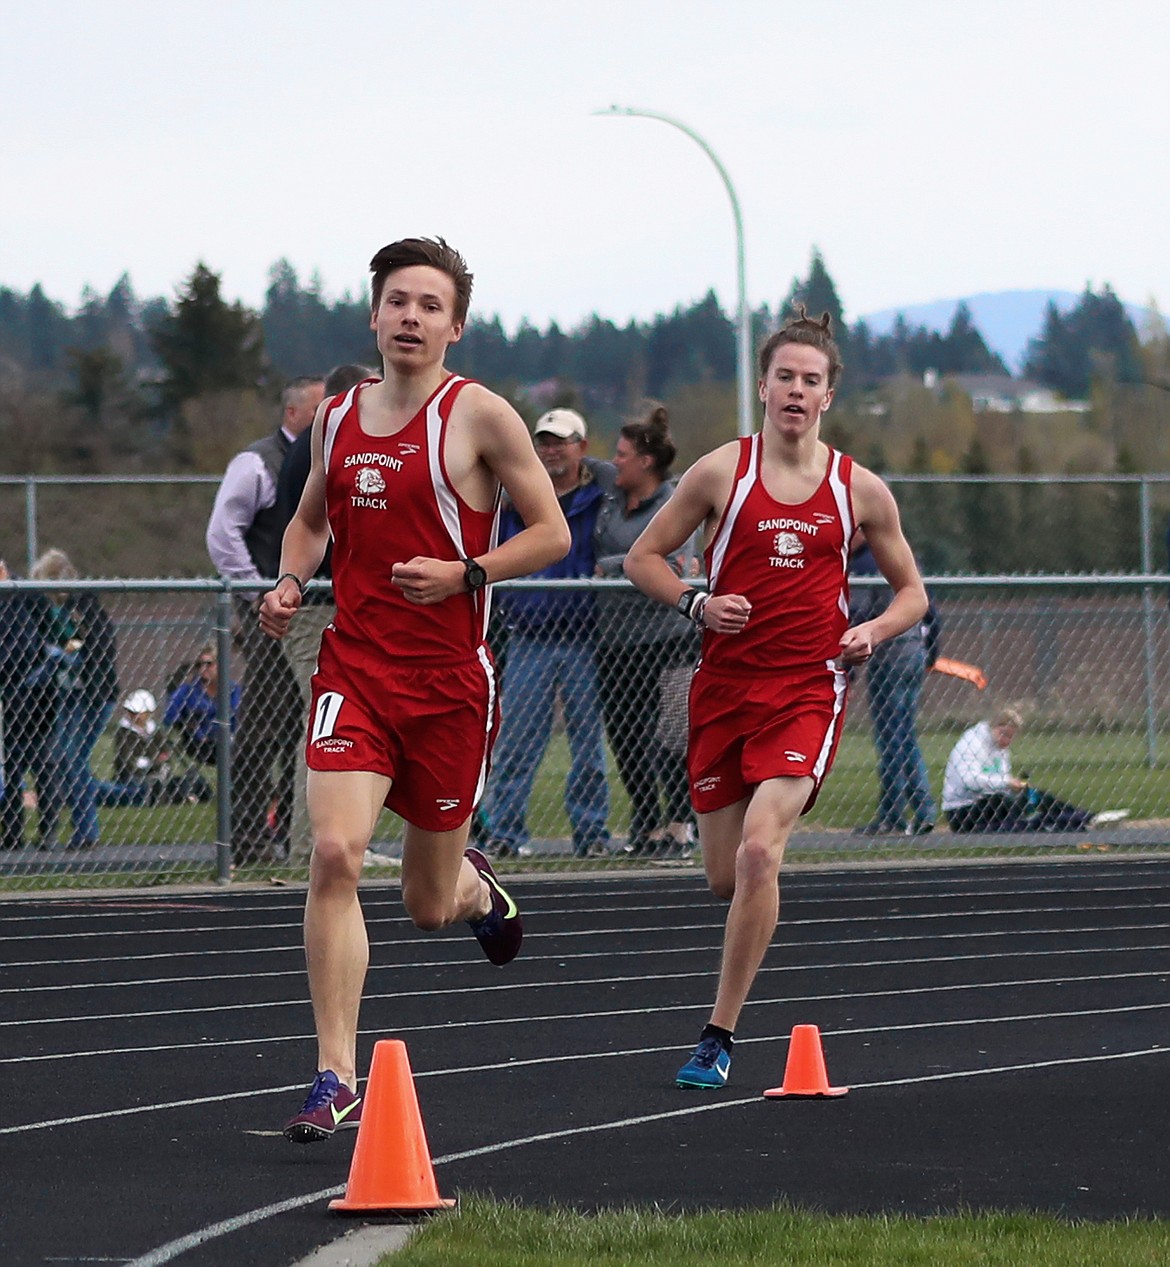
[304,768,388,1088]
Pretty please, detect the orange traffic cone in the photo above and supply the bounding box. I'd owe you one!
[763,1024,848,1098]
[330,1039,456,1213]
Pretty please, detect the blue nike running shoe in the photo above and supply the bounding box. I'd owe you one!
[676,1037,731,1089]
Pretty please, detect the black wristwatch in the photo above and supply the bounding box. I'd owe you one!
[676,588,698,619]
[463,558,488,592]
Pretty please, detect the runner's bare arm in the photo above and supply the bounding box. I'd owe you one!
[625,445,752,635]
[259,403,331,638]
[839,466,927,664]
[391,389,570,605]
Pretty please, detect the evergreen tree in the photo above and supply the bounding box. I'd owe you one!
[782,248,847,335]
[150,263,265,412]
[936,302,1006,374]
[25,284,71,373]
[1024,286,1141,397]
[959,434,1014,572]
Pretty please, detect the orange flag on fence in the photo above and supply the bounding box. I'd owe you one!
[931,657,988,690]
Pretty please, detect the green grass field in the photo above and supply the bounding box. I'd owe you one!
[3,725,1166,892]
[518,728,1170,839]
[380,1196,1170,1267]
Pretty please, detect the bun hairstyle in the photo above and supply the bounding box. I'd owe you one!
[621,401,677,480]
[757,304,844,388]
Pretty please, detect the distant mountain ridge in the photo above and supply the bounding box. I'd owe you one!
[858,289,1152,373]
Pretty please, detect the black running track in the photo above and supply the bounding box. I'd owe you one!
[5,856,1170,1266]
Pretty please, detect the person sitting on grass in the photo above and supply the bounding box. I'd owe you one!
[96,690,212,807]
[942,706,1128,833]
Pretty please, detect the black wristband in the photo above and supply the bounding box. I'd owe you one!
[676,588,699,620]
[277,572,304,597]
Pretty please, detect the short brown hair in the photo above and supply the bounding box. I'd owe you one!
[324,364,376,396]
[758,306,844,388]
[369,237,473,324]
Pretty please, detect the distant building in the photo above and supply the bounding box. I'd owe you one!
[926,371,1090,414]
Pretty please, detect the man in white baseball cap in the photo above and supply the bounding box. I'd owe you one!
[532,407,587,441]
[482,406,615,859]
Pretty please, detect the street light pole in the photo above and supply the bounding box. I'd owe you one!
[595,105,754,437]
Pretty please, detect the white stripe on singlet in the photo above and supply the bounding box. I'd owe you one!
[424,376,502,645]
[825,448,855,621]
[472,643,498,804]
[707,433,760,590]
[320,384,359,476]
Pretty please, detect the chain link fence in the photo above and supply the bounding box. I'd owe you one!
[3,473,1170,579]
[1,574,1168,891]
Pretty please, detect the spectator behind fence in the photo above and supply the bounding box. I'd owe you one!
[206,375,325,863]
[31,549,119,851]
[0,558,57,849]
[593,403,698,857]
[849,530,939,838]
[942,706,1128,832]
[482,407,614,859]
[275,363,377,863]
[163,645,240,767]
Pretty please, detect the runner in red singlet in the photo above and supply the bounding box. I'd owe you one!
[258,238,570,1140]
[625,309,927,1089]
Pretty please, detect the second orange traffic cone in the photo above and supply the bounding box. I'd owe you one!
[763,1024,849,1098]
[330,1039,456,1213]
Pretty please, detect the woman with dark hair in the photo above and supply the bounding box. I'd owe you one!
[593,404,697,856]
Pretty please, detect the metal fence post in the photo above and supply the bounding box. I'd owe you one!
[214,585,234,883]
[1139,478,1159,766]
[24,476,37,574]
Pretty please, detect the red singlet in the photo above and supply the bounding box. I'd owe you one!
[701,436,855,674]
[687,437,855,814]
[306,375,502,830]
[321,374,500,662]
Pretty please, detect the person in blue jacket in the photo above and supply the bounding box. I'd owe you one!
[163,644,240,767]
[483,409,613,858]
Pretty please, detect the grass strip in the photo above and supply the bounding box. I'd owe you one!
[384,1195,1170,1267]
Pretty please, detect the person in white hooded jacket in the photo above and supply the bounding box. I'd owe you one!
[943,707,1122,832]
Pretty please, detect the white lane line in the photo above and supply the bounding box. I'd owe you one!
[7,946,1170,1032]
[8,895,1170,977]
[6,877,1170,943]
[5,873,1167,926]
[12,914,1170,976]
[9,995,1170,1130]
[118,1042,1170,1266]
[122,1185,345,1267]
[11,938,1170,1066]
[12,924,1170,994]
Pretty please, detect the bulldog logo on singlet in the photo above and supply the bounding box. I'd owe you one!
[352,466,388,509]
[771,531,805,569]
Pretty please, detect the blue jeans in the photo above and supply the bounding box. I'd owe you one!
[46,695,115,847]
[485,634,609,854]
[95,778,152,807]
[866,648,936,828]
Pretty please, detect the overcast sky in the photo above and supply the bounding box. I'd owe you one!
[4,0,1168,333]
